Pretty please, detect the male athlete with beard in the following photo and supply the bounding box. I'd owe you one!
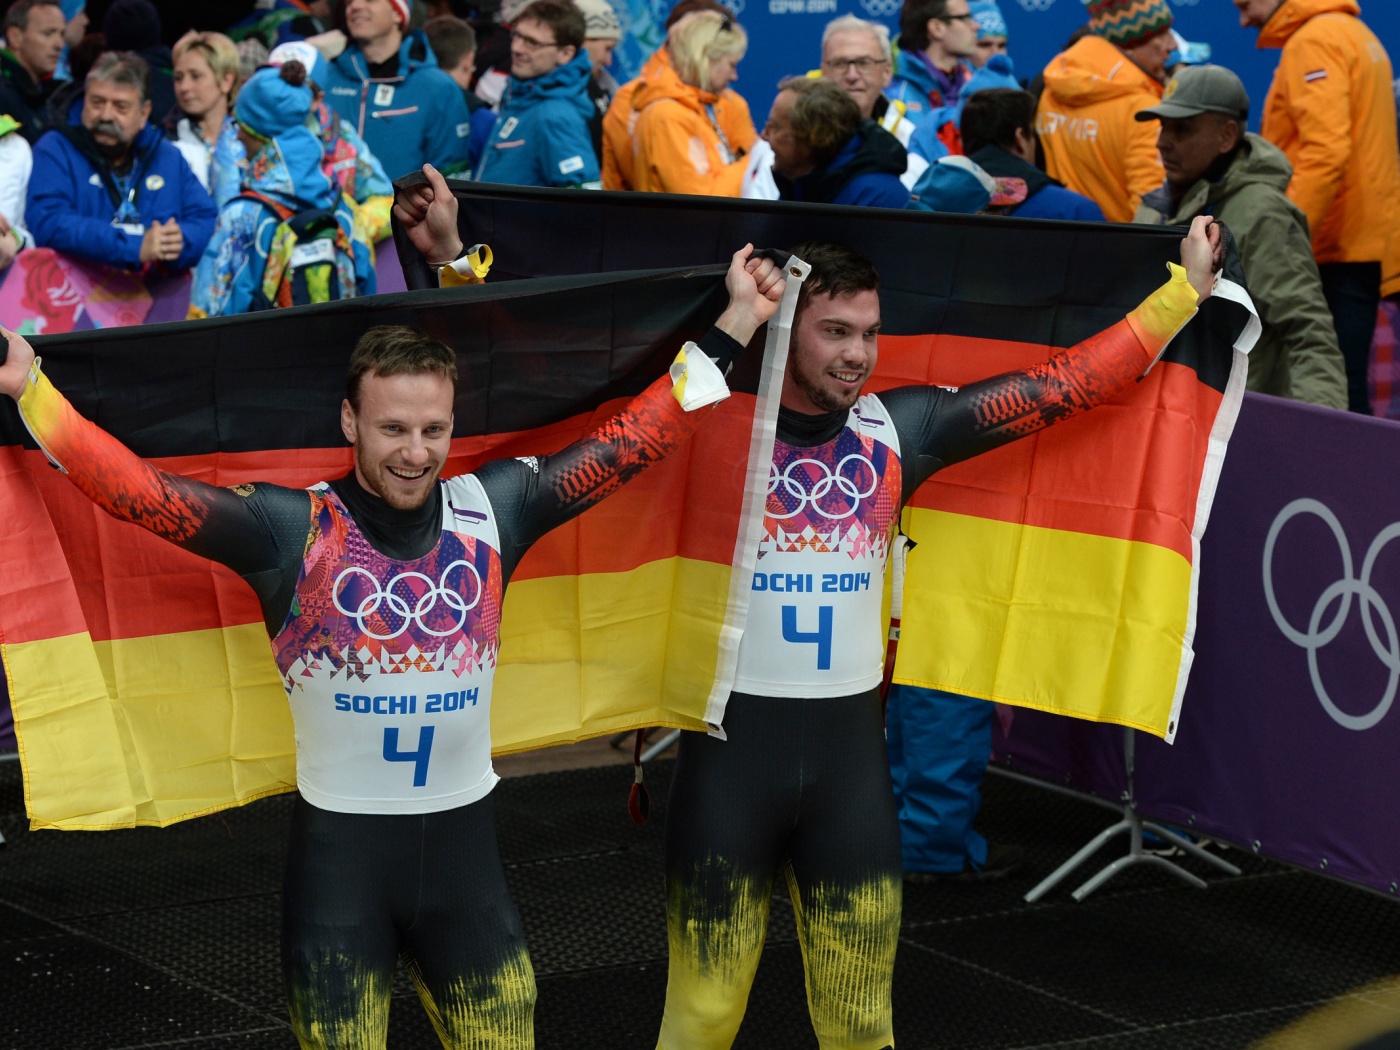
[656,217,1221,1049]
[0,239,783,1048]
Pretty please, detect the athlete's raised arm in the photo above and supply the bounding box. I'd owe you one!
[0,326,307,626]
[480,244,786,575]
[885,216,1221,498]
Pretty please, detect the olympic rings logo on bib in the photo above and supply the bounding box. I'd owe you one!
[768,454,879,521]
[333,561,483,641]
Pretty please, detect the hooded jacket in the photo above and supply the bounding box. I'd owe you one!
[774,122,910,209]
[967,145,1105,221]
[1035,33,1165,222]
[1138,134,1346,409]
[603,49,756,191]
[312,30,472,179]
[190,124,372,318]
[26,122,217,270]
[626,47,757,196]
[476,50,600,188]
[885,47,970,129]
[1256,0,1400,267]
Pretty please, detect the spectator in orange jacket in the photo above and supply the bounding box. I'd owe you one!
[1034,0,1175,222]
[600,0,733,190]
[1237,0,1400,414]
[624,10,756,196]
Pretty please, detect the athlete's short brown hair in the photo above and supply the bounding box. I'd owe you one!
[346,325,458,411]
[789,241,882,316]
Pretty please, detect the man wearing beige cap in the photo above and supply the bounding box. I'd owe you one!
[1035,0,1175,222]
[1135,64,1346,409]
[574,0,622,159]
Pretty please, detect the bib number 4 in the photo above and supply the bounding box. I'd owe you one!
[782,605,833,670]
[383,726,435,787]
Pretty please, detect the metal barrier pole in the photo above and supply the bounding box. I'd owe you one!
[0,750,18,847]
[1020,727,1240,903]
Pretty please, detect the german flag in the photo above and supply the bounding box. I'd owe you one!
[0,266,792,829]
[399,181,1261,742]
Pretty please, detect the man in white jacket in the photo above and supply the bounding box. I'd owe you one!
[0,112,32,271]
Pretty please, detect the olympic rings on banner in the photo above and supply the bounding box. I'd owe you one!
[768,454,879,521]
[1263,498,1400,731]
[333,560,483,641]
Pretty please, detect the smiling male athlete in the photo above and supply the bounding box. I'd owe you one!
[657,217,1221,1050]
[0,238,782,1048]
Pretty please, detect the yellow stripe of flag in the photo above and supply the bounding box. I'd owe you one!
[9,556,730,829]
[893,507,1193,737]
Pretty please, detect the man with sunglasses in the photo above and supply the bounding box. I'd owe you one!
[475,0,601,188]
[886,0,978,132]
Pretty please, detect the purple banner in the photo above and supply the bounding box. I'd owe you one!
[0,659,11,752]
[997,392,1400,898]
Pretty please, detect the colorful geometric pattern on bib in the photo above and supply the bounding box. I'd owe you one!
[762,425,902,566]
[274,490,504,690]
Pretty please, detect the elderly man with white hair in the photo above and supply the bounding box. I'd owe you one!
[742,13,928,198]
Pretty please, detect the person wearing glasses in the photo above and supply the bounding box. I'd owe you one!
[309,0,473,178]
[475,0,601,187]
[885,0,977,133]
[743,15,928,199]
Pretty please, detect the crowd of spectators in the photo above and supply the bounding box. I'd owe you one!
[0,0,1395,394]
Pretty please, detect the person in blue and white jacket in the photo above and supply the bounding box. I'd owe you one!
[886,0,976,133]
[476,0,600,188]
[310,0,472,181]
[26,51,216,273]
[189,60,372,318]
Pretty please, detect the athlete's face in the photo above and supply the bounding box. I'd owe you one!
[341,371,455,510]
[783,289,881,414]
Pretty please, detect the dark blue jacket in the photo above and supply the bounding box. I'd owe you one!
[776,123,910,210]
[313,31,472,180]
[476,52,600,188]
[968,145,1105,222]
[27,122,217,270]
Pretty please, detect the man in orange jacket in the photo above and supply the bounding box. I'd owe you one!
[1034,0,1175,223]
[1236,0,1400,414]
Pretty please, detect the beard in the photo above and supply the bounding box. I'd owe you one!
[791,361,862,413]
[88,121,131,160]
[355,444,439,511]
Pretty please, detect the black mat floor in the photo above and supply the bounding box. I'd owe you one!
[2,755,1398,1050]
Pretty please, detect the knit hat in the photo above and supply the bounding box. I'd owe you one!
[385,0,412,27]
[103,0,162,51]
[969,1,1007,41]
[574,0,622,40]
[1086,0,1172,49]
[235,61,314,140]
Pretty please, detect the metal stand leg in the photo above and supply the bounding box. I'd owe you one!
[0,751,18,848]
[1023,728,1241,904]
[640,729,681,763]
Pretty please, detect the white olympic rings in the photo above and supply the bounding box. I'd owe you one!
[859,0,901,17]
[1014,0,1056,11]
[768,454,879,521]
[1262,498,1400,731]
[332,560,483,641]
